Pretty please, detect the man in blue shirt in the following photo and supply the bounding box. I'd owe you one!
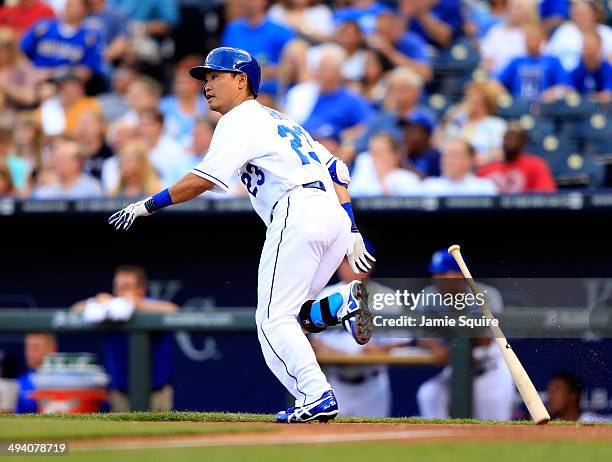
[297,45,371,145]
[399,0,463,48]
[497,24,570,101]
[570,31,612,103]
[20,0,103,83]
[222,0,294,80]
[72,265,177,411]
[15,332,57,413]
[334,0,391,35]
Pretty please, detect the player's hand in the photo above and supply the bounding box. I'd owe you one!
[108,200,151,231]
[347,232,376,274]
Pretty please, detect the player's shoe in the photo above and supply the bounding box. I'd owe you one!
[336,280,373,345]
[275,390,338,423]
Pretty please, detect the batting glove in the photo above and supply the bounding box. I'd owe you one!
[347,232,376,274]
[108,200,151,231]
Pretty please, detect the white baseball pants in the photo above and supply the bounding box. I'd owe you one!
[255,187,352,407]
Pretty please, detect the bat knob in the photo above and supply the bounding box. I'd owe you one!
[448,244,461,255]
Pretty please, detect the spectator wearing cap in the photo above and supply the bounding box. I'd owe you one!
[545,0,612,72]
[159,55,208,148]
[398,0,464,49]
[400,113,441,178]
[434,81,507,165]
[83,0,129,64]
[570,30,612,103]
[546,373,610,422]
[497,24,571,102]
[222,0,294,80]
[416,249,513,420]
[285,43,372,149]
[20,0,103,84]
[353,67,435,155]
[367,10,432,82]
[0,0,55,38]
[333,0,391,36]
[38,72,102,137]
[0,28,37,111]
[33,137,103,198]
[350,133,421,197]
[267,0,334,44]
[422,139,497,196]
[477,124,557,193]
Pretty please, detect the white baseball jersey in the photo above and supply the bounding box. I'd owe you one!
[191,100,337,226]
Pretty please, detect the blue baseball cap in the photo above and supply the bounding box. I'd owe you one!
[428,249,460,274]
[401,113,435,134]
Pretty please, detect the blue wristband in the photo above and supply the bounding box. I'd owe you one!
[144,189,173,213]
[341,202,358,233]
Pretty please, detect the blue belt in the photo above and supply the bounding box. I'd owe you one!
[302,180,326,192]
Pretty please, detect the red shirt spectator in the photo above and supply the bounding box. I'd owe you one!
[0,0,55,37]
[476,124,557,193]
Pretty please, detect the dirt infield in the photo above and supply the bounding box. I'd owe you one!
[70,422,612,451]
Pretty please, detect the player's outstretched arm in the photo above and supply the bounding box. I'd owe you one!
[108,173,215,231]
[333,183,376,274]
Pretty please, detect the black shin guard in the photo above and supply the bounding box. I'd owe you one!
[298,298,339,333]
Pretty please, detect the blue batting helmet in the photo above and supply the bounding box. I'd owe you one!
[428,249,461,274]
[189,47,261,97]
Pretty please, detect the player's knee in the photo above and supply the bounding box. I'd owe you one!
[298,298,341,333]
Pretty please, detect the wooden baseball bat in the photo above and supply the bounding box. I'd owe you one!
[447,244,550,425]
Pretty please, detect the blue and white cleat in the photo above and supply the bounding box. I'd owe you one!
[337,280,373,345]
[275,390,339,423]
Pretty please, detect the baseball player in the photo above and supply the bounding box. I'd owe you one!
[108,47,375,423]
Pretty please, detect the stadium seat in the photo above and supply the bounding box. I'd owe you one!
[538,93,599,120]
[425,93,454,118]
[553,152,605,188]
[518,114,555,142]
[559,114,612,148]
[528,135,604,188]
[496,95,531,120]
[527,135,578,168]
[432,37,480,73]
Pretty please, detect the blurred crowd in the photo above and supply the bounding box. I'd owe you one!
[0,0,611,200]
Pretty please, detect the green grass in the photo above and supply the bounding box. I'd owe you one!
[4,411,611,425]
[0,417,274,441]
[10,442,612,462]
